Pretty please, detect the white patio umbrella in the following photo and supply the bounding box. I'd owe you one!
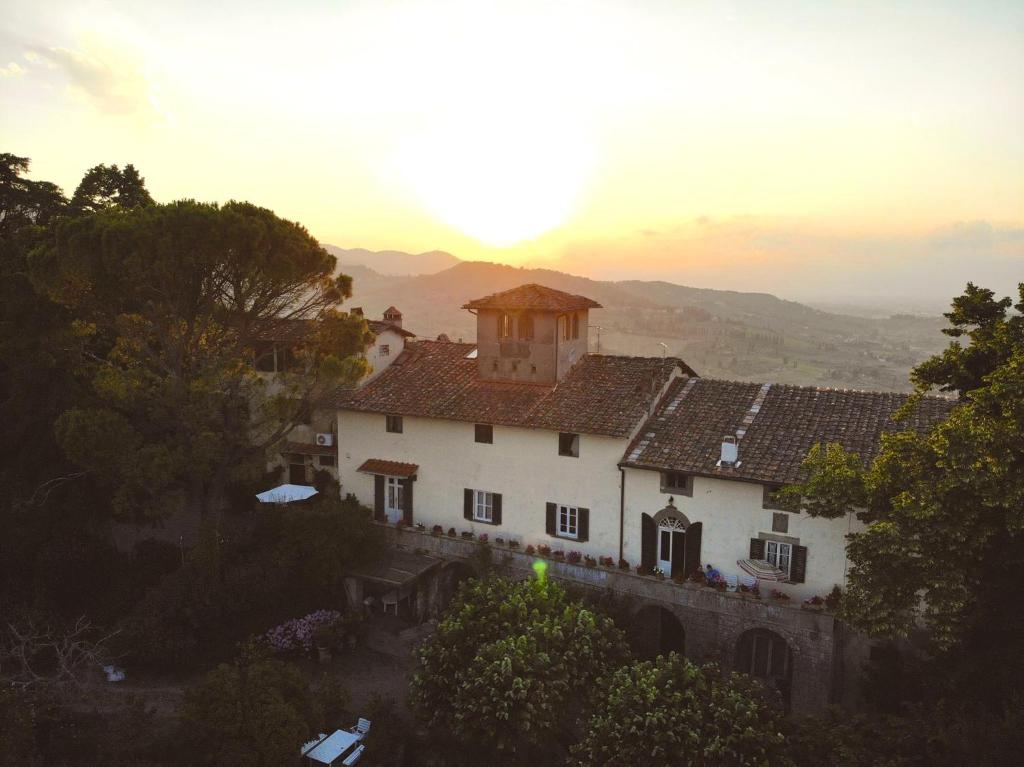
[255,484,318,504]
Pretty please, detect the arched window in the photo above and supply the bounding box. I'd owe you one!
[519,312,534,340]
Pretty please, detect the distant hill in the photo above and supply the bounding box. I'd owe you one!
[324,245,460,276]
[347,260,948,392]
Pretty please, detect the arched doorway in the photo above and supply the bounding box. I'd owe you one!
[632,605,686,660]
[641,499,701,578]
[735,628,793,707]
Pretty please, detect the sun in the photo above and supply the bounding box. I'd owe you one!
[394,110,595,247]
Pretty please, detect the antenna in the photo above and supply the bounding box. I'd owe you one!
[589,325,603,354]
[657,342,668,359]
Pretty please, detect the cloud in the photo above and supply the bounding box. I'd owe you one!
[31,44,152,115]
[0,61,25,77]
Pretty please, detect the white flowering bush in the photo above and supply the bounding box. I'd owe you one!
[264,610,342,653]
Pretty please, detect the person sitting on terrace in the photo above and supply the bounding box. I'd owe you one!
[705,564,723,583]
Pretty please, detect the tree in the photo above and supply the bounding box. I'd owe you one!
[29,200,372,521]
[69,163,154,213]
[784,283,1024,699]
[409,575,629,766]
[570,653,790,767]
[181,641,321,767]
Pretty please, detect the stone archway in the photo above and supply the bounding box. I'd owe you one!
[735,628,793,708]
[631,605,686,660]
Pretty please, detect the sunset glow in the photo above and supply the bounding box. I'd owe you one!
[2,0,1021,300]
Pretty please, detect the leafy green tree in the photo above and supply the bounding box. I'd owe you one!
[570,653,790,767]
[784,284,1024,698]
[409,575,629,766]
[69,162,154,213]
[181,641,321,767]
[30,200,371,521]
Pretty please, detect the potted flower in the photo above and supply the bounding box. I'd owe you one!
[432,525,443,536]
[525,544,536,555]
[672,572,686,584]
[802,595,825,612]
[447,527,457,538]
[509,539,520,549]
[619,558,630,571]
[495,537,505,547]
[538,544,551,557]
[635,564,647,576]
[584,555,597,568]
[415,522,426,532]
[770,589,791,602]
[552,550,565,561]
[461,531,475,541]
[567,550,582,564]
[652,567,666,580]
[478,533,489,544]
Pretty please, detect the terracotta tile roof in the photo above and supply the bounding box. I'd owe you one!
[332,340,693,437]
[281,440,336,456]
[357,458,419,477]
[622,377,956,484]
[462,283,603,312]
[366,319,415,339]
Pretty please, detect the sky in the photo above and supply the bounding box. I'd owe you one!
[2,0,1021,307]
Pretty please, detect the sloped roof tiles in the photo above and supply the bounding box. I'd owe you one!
[462,283,603,312]
[622,377,955,483]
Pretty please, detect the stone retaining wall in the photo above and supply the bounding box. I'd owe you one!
[385,525,846,714]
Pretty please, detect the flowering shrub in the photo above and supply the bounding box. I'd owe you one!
[567,551,582,564]
[525,544,536,555]
[264,610,342,653]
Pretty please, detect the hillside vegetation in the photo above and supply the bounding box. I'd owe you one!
[347,260,947,391]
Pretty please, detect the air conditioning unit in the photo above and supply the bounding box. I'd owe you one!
[315,433,334,447]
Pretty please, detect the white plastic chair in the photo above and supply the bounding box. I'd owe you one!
[723,574,739,592]
[351,718,371,736]
[739,573,758,591]
[381,591,398,615]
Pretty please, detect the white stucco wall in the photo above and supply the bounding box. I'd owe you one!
[622,467,865,601]
[363,329,406,382]
[337,411,628,558]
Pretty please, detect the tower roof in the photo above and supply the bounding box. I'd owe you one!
[462,283,602,312]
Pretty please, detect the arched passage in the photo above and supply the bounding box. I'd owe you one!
[735,628,793,707]
[437,560,476,609]
[631,605,686,660]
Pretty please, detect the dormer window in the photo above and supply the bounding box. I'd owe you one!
[499,313,513,339]
[519,312,534,340]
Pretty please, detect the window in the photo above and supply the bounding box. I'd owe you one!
[499,313,513,339]
[519,312,534,340]
[571,313,579,339]
[473,490,494,522]
[561,315,571,341]
[475,424,493,443]
[765,540,792,577]
[558,432,579,457]
[318,454,336,467]
[254,343,276,372]
[379,343,390,357]
[558,504,578,538]
[660,471,693,496]
[762,484,789,511]
[385,414,403,433]
[771,512,789,534]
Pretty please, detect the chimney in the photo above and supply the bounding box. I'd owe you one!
[383,306,403,328]
[719,435,739,467]
[350,307,363,317]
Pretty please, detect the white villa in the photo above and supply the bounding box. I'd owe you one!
[328,284,950,602]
